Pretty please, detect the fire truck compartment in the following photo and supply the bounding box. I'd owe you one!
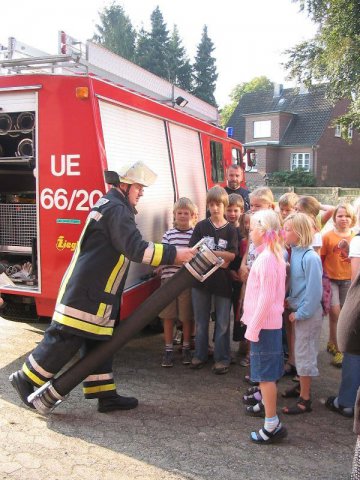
[0,91,39,294]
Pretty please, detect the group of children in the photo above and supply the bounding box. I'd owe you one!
[157,181,359,444]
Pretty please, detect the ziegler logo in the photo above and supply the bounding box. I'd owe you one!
[56,236,77,252]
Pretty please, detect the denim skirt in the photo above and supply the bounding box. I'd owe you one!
[250,329,284,382]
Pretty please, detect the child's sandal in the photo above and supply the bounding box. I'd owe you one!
[282,397,312,415]
[281,384,300,398]
[325,396,354,418]
[250,423,288,444]
[245,385,261,396]
[243,390,262,405]
[245,401,265,417]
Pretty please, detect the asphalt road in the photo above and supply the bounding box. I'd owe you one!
[0,315,355,480]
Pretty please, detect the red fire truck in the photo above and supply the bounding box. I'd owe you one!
[0,33,248,320]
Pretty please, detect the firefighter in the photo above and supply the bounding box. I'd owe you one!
[9,161,195,413]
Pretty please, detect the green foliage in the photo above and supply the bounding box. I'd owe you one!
[192,26,218,106]
[145,6,170,78]
[267,169,316,187]
[93,2,136,61]
[167,25,193,90]
[221,76,273,127]
[230,77,273,104]
[93,5,219,103]
[135,28,153,71]
[284,0,360,137]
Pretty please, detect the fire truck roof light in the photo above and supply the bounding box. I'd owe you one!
[226,127,234,138]
[76,87,89,99]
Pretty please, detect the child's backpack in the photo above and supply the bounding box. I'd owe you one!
[301,249,332,316]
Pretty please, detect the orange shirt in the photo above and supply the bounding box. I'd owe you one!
[321,230,354,280]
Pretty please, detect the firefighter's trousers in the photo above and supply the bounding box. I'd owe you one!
[22,324,117,399]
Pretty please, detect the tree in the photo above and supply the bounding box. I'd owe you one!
[221,76,273,127]
[135,27,153,71]
[284,0,360,137]
[137,6,170,79]
[167,25,193,91]
[93,2,136,61]
[192,26,218,106]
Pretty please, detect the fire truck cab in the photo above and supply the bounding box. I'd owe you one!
[0,33,245,320]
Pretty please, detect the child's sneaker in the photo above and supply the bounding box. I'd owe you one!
[212,362,229,375]
[161,350,174,367]
[182,348,192,365]
[331,351,343,368]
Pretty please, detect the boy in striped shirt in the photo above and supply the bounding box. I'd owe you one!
[159,197,197,367]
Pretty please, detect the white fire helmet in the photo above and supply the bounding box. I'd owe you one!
[118,161,157,187]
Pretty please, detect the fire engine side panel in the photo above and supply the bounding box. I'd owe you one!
[34,76,106,315]
[98,99,175,287]
[167,124,207,221]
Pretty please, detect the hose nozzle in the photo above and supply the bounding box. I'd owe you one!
[28,381,68,415]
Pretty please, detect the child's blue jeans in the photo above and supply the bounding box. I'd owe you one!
[338,353,360,408]
[192,288,231,365]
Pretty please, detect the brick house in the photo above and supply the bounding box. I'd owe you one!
[226,84,360,187]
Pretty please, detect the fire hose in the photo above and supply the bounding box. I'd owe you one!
[28,241,223,414]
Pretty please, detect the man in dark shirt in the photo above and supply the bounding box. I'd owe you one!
[225,164,250,212]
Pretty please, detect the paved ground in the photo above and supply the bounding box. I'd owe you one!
[0,315,356,480]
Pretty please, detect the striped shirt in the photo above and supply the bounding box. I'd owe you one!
[161,228,193,279]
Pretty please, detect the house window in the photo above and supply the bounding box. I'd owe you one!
[335,124,341,137]
[243,150,258,172]
[253,120,271,138]
[291,153,310,171]
[210,140,224,182]
[348,124,353,139]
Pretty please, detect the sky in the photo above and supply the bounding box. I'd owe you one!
[0,0,318,107]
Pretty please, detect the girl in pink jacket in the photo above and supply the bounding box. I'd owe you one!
[241,209,287,443]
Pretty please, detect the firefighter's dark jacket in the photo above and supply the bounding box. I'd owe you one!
[52,188,177,340]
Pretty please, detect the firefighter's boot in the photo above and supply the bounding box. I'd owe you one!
[98,393,138,413]
[9,370,35,409]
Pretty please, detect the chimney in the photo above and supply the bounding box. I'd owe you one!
[273,83,283,98]
[299,83,309,95]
